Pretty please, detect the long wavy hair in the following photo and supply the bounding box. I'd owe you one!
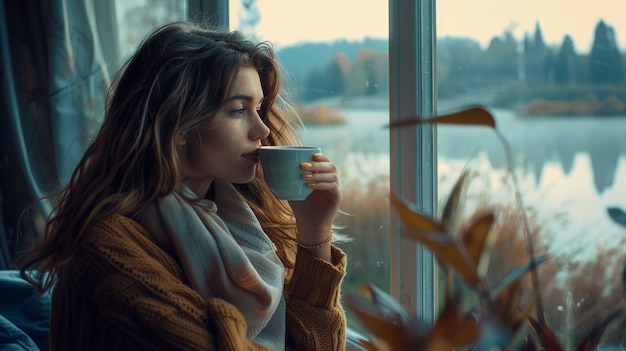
[20,21,302,292]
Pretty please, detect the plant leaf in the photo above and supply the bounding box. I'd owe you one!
[426,296,481,350]
[607,206,626,227]
[461,210,496,274]
[575,307,625,351]
[390,194,443,232]
[491,280,538,332]
[527,316,563,351]
[441,169,469,233]
[362,284,412,325]
[353,339,382,351]
[344,283,426,351]
[491,255,548,296]
[344,294,412,350]
[388,105,496,129]
[492,280,522,324]
[347,328,380,351]
[391,194,482,287]
[518,336,539,351]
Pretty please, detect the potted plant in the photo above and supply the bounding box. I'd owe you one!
[344,106,626,351]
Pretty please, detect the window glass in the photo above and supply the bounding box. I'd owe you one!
[114,0,187,61]
[230,0,391,332]
[437,1,626,346]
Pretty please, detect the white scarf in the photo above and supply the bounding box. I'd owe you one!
[139,181,286,350]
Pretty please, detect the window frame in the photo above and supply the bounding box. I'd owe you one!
[389,0,438,321]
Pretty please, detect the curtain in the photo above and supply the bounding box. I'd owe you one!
[0,0,110,269]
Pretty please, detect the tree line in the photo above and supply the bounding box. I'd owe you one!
[284,20,626,114]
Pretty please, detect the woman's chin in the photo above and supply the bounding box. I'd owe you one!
[228,173,257,185]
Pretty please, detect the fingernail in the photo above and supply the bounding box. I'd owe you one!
[302,174,313,179]
[301,162,313,169]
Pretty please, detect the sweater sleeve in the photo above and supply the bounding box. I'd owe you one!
[284,245,347,351]
[69,215,270,351]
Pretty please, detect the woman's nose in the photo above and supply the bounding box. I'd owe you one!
[251,111,271,140]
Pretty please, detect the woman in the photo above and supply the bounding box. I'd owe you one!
[19,21,346,350]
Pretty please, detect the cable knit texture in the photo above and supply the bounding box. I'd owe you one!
[49,214,346,351]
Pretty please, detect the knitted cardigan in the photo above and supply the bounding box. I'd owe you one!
[49,214,346,350]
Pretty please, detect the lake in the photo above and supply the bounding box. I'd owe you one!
[299,107,626,259]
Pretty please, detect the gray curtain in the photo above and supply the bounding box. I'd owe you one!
[0,0,110,269]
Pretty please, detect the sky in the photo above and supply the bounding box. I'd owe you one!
[230,0,626,53]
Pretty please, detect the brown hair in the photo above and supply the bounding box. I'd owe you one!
[20,21,301,292]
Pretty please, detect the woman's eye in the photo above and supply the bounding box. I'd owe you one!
[231,108,245,116]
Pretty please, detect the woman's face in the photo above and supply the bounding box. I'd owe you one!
[179,66,270,195]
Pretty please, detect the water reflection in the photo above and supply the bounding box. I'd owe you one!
[301,107,626,259]
[589,138,621,192]
[438,109,626,195]
[436,108,626,258]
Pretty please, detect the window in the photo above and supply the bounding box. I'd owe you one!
[437,0,626,347]
[113,0,187,68]
[230,0,392,332]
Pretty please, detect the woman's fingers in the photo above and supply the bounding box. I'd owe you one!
[302,171,338,182]
[301,153,339,183]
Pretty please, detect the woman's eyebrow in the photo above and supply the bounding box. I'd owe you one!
[226,94,264,105]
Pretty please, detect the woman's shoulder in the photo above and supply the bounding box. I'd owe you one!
[83,213,153,244]
[90,213,146,233]
[79,213,184,277]
[82,213,160,254]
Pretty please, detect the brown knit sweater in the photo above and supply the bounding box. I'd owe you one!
[49,214,346,350]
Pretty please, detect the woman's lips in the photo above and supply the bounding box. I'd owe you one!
[242,150,260,162]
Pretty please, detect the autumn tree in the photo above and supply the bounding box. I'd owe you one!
[345,48,376,96]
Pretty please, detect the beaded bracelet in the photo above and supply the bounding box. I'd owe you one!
[297,235,333,249]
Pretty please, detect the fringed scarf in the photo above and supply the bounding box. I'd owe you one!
[139,181,286,350]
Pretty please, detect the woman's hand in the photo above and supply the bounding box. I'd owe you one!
[289,153,342,262]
